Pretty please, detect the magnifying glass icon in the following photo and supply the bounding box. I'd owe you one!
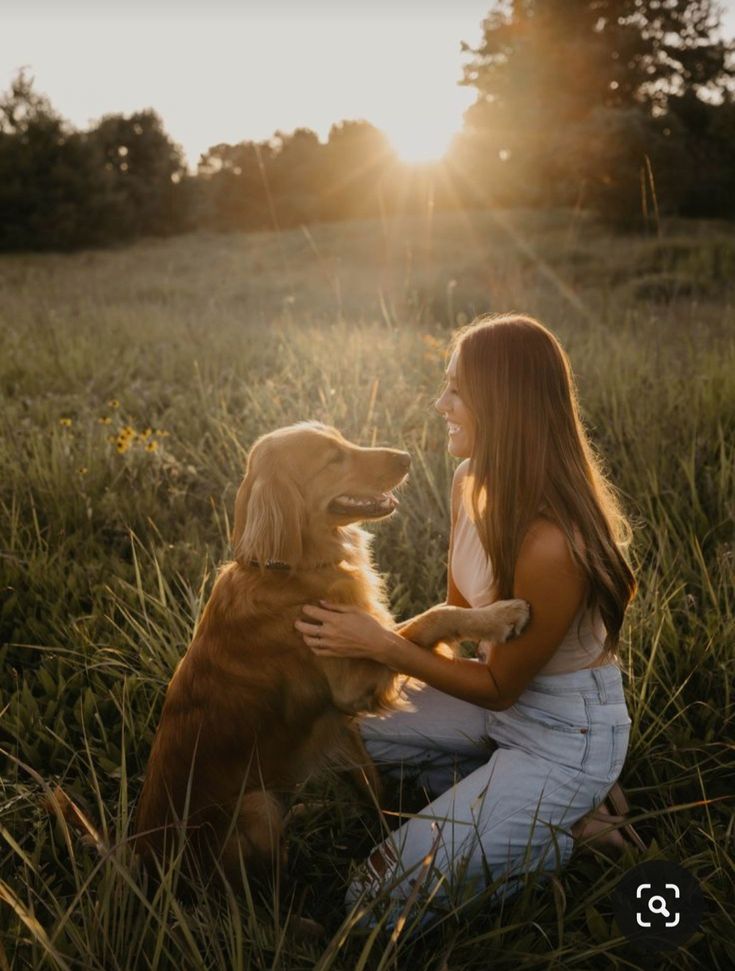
[648,895,670,918]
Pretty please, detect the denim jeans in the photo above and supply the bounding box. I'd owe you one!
[346,663,631,933]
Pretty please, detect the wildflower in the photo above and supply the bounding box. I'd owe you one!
[141,427,153,440]
[98,416,112,425]
[145,440,158,453]
[115,427,134,453]
[155,429,170,438]
[108,399,120,409]
[59,417,72,427]
[78,466,88,476]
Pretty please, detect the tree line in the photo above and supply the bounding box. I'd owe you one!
[2,0,733,251]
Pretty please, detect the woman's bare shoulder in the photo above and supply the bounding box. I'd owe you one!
[518,517,585,582]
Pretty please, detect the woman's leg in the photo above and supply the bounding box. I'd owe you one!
[360,680,493,796]
[347,665,631,933]
[345,745,589,932]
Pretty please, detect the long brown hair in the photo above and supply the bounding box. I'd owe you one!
[451,314,636,654]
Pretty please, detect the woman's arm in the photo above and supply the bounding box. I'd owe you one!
[295,459,498,705]
[297,603,509,708]
[480,517,588,706]
[295,516,587,711]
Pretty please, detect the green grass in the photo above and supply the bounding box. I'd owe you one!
[0,209,734,969]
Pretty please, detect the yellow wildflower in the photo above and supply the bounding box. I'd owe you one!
[59,417,72,427]
[98,416,112,425]
[145,440,158,453]
[108,399,120,409]
[78,466,88,476]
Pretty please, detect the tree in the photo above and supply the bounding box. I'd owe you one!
[319,121,398,221]
[197,139,277,231]
[88,110,187,237]
[0,71,190,249]
[463,0,733,124]
[0,70,113,249]
[456,0,735,218]
[269,128,323,224]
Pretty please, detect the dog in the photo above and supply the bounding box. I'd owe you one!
[133,421,529,888]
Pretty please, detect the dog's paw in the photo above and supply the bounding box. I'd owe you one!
[493,599,531,642]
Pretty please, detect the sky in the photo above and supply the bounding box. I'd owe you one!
[3,1,735,171]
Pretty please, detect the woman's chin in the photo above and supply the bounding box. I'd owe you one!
[447,437,470,458]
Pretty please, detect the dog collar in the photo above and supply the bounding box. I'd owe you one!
[247,558,337,571]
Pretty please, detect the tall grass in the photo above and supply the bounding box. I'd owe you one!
[1,210,733,968]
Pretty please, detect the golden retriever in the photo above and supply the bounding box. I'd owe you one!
[133,421,528,887]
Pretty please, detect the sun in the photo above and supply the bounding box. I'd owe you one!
[386,124,456,165]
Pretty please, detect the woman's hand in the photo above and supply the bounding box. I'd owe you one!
[294,601,398,666]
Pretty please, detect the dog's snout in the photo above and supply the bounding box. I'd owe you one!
[395,451,411,470]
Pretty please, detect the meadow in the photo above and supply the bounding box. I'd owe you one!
[0,209,733,969]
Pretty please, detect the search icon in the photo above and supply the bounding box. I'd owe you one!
[648,895,670,918]
[612,860,704,951]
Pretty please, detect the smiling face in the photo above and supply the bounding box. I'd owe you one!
[292,424,411,524]
[232,422,411,568]
[434,347,476,458]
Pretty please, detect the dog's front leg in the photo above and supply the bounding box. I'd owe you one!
[397,599,530,649]
[334,722,384,807]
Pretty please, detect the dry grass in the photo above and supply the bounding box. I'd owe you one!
[0,210,733,969]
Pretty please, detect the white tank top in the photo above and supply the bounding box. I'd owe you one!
[450,494,611,675]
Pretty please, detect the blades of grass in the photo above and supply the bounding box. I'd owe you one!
[0,879,74,971]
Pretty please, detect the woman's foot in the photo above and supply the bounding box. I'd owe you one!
[571,799,627,857]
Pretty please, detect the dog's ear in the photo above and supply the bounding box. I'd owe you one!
[232,468,305,566]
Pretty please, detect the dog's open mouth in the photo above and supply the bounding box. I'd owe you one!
[328,490,399,517]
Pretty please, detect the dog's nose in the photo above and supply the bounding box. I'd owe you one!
[397,451,411,470]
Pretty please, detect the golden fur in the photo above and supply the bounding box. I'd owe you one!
[133,421,528,886]
[133,422,413,883]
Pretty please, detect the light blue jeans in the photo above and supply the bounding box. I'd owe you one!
[346,663,631,933]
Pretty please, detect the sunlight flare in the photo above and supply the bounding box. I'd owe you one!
[387,123,456,164]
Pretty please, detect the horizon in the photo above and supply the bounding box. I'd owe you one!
[4,2,491,170]
[5,0,735,173]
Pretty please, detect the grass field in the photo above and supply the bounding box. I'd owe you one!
[1,210,734,969]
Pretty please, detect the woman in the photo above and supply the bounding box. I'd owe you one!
[294,314,644,931]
